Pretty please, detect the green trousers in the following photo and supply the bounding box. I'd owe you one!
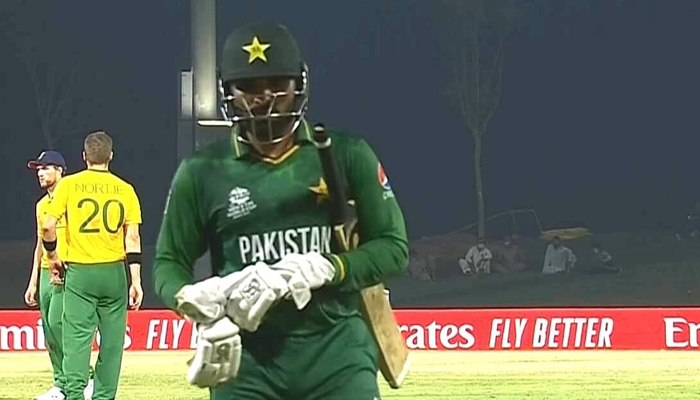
[62,262,127,400]
[39,268,65,389]
[212,315,381,400]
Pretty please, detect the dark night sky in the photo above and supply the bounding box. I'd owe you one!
[1,0,699,244]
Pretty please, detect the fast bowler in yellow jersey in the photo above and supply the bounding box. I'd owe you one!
[41,131,143,400]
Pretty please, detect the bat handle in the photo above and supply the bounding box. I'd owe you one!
[313,123,330,149]
[312,122,350,230]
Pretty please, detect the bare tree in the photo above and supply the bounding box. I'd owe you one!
[25,61,85,149]
[443,0,521,239]
[3,10,87,149]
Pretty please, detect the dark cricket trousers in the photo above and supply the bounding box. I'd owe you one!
[211,315,382,400]
[62,262,127,400]
[39,267,65,389]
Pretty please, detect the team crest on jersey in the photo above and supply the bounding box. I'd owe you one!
[227,187,257,220]
[309,177,329,205]
[377,163,395,199]
[377,163,391,190]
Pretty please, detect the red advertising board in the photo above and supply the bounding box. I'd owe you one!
[1,308,699,352]
[396,308,700,350]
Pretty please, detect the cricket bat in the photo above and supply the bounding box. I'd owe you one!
[312,123,410,389]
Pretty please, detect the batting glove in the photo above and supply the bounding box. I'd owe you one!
[269,252,337,310]
[220,262,291,332]
[174,276,228,324]
[187,317,242,388]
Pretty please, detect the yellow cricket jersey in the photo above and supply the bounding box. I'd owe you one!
[36,193,68,268]
[45,169,142,264]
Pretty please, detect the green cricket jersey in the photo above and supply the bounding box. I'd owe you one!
[153,119,409,335]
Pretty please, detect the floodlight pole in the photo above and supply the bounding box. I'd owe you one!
[176,0,220,279]
[191,0,219,151]
[178,0,222,163]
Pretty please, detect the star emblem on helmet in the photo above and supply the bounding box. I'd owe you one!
[242,36,271,64]
[309,178,329,205]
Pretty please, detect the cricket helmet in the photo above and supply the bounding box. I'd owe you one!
[218,22,309,146]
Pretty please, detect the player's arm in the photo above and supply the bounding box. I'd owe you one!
[124,186,144,309]
[32,204,43,271]
[31,239,42,280]
[42,180,69,260]
[125,224,142,283]
[42,215,58,244]
[153,161,208,310]
[328,138,409,292]
[24,209,43,306]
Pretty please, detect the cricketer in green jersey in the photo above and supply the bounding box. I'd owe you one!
[153,22,409,400]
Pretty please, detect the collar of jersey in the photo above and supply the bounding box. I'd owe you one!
[230,118,314,160]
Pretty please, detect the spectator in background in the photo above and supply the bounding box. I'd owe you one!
[492,235,527,274]
[459,238,493,275]
[588,241,621,274]
[407,250,436,282]
[542,236,576,274]
[676,201,700,240]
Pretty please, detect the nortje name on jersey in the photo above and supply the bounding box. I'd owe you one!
[75,183,125,195]
[239,225,333,263]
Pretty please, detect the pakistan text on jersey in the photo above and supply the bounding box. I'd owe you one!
[75,183,125,195]
[239,226,332,264]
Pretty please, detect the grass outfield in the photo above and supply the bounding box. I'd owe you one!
[1,351,699,399]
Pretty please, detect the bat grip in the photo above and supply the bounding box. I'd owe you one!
[313,124,349,225]
[317,146,349,225]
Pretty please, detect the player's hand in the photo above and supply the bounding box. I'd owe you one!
[175,276,228,324]
[220,262,290,332]
[129,282,144,310]
[187,317,242,388]
[269,252,337,310]
[24,282,38,307]
[48,255,65,286]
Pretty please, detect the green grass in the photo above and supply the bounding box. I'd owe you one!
[2,350,699,399]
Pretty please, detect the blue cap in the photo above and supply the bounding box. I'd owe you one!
[27,150,67,170]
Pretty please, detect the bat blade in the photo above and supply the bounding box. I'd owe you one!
[359,284,410,389]
[313,123,410,389]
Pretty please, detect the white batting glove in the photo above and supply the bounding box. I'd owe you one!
[269,252,337,310]
[174,276,228,324]
[187,317,242,388]
[220,262,291,332]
